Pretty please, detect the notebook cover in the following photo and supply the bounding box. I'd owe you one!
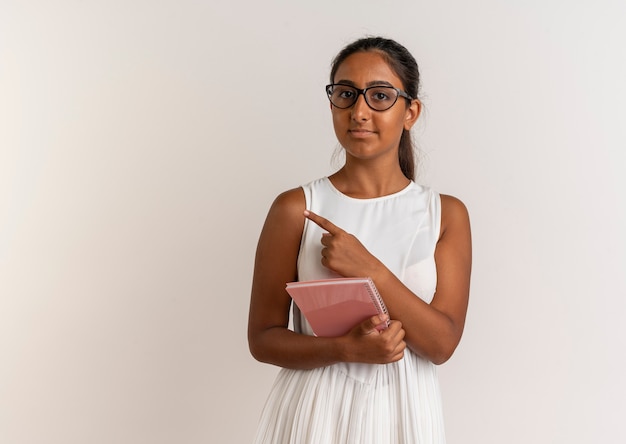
[286,277,388,337]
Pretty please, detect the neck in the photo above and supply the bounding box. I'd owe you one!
[329,163,410,199]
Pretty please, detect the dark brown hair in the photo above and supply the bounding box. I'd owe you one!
[330,37,420,180]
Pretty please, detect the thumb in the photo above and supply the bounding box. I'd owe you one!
[360,314,390,334]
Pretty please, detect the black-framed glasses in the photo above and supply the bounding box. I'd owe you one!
[325,83,413,111]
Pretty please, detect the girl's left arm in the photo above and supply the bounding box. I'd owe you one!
[305,194,472,364]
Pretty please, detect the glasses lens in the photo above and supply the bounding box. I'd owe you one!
[327,85,358,108]
[364,87,399,111]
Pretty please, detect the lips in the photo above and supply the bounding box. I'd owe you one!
[349,128,375,137]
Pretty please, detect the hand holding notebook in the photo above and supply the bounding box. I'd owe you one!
[286,277,389,337]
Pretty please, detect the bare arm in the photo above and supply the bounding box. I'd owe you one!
[247,188,406,370]
[375,195,472,363]
[305,194,472,364]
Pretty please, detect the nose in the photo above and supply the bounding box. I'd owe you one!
[351,92,371,121]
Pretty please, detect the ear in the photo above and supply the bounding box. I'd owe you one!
[403,99,422,131]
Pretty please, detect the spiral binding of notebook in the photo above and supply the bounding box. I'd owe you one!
[364,277,389,317]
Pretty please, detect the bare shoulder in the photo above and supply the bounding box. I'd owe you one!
[273,187,306,209]
[259,187,307,245]
[439,194,471,240]
[440,194,469,219]
[266,187,306,223]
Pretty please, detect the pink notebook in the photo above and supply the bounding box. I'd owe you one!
[286,277,389,337]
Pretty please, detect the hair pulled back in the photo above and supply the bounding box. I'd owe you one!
[330,37,421,181]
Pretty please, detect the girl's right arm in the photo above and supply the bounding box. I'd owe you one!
[247,188,405,370]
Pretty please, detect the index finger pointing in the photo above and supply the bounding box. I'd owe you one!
[303,210,342,235]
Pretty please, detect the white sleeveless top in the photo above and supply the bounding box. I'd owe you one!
[254,177,446,444]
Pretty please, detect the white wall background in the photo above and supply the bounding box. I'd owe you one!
[1,1,625,443]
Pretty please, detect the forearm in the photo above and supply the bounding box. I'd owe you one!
[249,326,347,370]
[373,269,464,364]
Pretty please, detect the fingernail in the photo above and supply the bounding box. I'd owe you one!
[303,210,310,217]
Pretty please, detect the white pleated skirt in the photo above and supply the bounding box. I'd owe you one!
[253,350,445,444]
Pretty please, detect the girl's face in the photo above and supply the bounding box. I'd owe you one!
[331,51,420,166]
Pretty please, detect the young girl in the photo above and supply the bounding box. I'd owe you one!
[248,36,472,444]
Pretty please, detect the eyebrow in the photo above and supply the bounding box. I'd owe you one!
[334,79,395,88]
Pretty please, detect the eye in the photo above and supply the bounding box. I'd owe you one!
[337,89,355,99]
[368,88,393,102]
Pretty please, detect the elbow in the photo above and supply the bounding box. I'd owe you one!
[248,327,279,364]
[421,332,462,365]
[248,341,262,362]
[430,348,455,365]
[407,340,458,365]
[429,321,464,365]
[248,332,268,364]
[249,344,274,365]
